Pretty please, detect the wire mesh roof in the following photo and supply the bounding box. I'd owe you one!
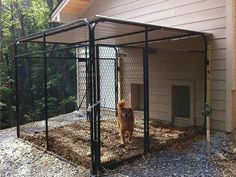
[16,15,208,46]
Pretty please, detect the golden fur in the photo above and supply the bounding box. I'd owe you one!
[116,99,134,144]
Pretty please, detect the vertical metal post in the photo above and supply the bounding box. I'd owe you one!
[43,33,49,151]
[95,45,101,168]
[203,35,208,129]
[92,42,97,172]
[143,27,150,154]
[15,42,20,138]
[202,34,211,156]
[85,46,89,121]
[88,24,97,176]
[114,47,119,116]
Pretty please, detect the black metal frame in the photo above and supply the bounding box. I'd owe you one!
[14,17,209,176]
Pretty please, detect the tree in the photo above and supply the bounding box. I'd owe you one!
[0,0,77,129]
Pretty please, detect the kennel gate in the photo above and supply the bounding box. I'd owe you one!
[77,44,149,170]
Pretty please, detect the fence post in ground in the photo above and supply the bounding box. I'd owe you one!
[114,47,119,116]
[43,32,49,151]
[87,21,99,176]
[95,44,101,169]
[14,42,20,138]
[143,27,150,154]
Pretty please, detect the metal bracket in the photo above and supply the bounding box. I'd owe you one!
[87,101,101,112]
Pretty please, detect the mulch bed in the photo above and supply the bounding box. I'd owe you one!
[21,117,202,169]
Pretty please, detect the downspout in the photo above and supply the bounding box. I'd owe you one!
[143,27,150,154]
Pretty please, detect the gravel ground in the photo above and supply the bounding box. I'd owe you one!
[0,128,89,177]
[19,111,87,133]
[0,114,235,177]
[103,132,236,177]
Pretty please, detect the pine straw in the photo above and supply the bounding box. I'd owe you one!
[21,118,202,169]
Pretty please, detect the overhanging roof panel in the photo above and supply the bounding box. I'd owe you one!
[17,15,209,45]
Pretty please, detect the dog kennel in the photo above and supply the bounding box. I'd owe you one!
[15,15,210,176]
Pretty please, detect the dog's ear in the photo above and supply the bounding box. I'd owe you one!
[117,99,126,109]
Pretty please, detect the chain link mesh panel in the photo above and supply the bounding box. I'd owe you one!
[18,46,92,168]
[77,46,88,115]
[18,56,47,147]
[46,46,91,168]
[98,46,145,166]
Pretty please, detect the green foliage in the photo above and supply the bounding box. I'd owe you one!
[1,0,77,129]
[60,96,77,113]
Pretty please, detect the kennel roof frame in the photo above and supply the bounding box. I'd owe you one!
[16,15,209,47]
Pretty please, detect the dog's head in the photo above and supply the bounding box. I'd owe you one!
[117,99,126,110]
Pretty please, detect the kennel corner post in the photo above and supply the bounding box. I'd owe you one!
[43,32,49,151]
[143,27,150,154]
[87,21,100,176]
[95,44,101,168]
[14,41,20,138]
[113,47,119,117]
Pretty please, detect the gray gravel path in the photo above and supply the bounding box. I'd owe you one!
[0,114,90,177]
[104,132,236,177]
[19,111,87,133]
[0,114,235,177]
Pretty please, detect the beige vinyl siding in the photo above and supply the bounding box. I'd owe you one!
[120,47,204,126]
[119,48,143,108]
[233,91,236,129]
[77,62,86,108]
[232,1,236,130]
[77,49,87,109]
[234,0,236,90]
[149,51,204,126]
[81,0,227,130]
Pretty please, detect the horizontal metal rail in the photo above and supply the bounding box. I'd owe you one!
[118,33,202,47]
[15,44,88,58]
[16,56,87,61]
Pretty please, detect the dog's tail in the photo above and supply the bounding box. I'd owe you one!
[117,99,126,110]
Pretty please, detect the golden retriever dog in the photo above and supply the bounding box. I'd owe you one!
[117,99,134,144]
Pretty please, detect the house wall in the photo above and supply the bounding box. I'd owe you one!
[233,0,236,91]
[80,0,228,130]
[233,0,236,90]
[233,90,236,129]
[232,0,236,130]
[226,0,235,131]
[120,45,204,127]
[77,48,87,110]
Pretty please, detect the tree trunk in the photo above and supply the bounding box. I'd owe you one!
[53,58,74,95]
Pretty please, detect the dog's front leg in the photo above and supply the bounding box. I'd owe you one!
[128,129,133,143]
[116,119,120,128]
[120,129,125,144]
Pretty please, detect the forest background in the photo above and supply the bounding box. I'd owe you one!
[0,0,78,129]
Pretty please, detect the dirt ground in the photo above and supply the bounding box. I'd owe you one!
[21,117,202,169]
